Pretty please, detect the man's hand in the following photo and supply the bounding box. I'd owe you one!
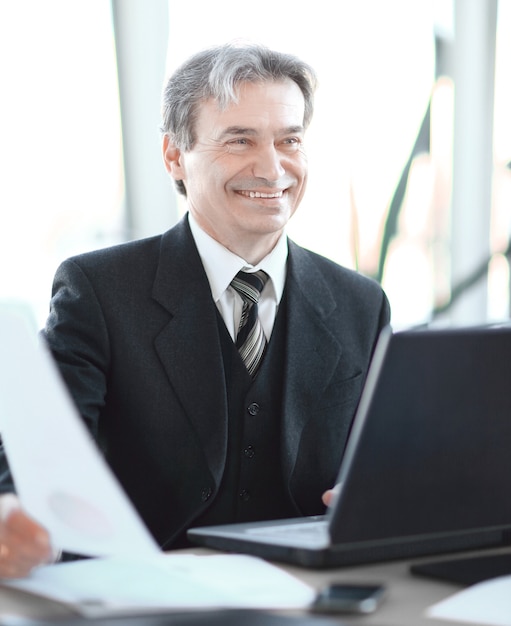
[322,485,340,508]
[0,494,54,579]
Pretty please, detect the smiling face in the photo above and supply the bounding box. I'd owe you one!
[163,79,308,263]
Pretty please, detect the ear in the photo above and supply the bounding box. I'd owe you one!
[162,134,185,181]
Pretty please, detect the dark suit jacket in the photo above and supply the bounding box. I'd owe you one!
[1,215,390,548]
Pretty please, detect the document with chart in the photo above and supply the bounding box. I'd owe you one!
[0,304,314,615]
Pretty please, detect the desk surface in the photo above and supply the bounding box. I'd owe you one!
[1,547,508,626]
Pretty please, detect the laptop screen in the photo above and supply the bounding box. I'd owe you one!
[329,325,511,547]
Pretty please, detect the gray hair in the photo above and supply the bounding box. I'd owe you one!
[161,42,318,196]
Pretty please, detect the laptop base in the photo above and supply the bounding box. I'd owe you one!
[188,524,511,569]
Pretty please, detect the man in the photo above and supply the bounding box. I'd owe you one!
[0,42,390,578]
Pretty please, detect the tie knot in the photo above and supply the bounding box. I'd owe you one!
[231,270,269,304]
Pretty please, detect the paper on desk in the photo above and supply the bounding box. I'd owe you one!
[0,306,159,557]
[427,575,511,626]
[0,308,315,616]
[1,553,316,617]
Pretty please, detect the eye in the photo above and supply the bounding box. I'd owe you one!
[280,136,303,150]
[225,137,252,152]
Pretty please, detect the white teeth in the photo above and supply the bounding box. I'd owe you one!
[241,190,283,198]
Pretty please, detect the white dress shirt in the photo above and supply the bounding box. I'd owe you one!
[188,213,287,342]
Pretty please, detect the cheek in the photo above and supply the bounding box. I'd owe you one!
[293,161,308,190]
[297,152,308,177]
[194,155,232,185]
[179,162,207,196]
[187,168,228,204]
[291,173,308,208]
[286,151,308,181]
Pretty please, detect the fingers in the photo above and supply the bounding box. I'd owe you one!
[322,484,341,507]
[0,497,53,579]
[322,490,334,507]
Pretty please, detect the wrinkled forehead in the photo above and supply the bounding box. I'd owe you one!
[194,80,306,137]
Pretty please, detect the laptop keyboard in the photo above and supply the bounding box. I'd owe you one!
[244,520,330,546]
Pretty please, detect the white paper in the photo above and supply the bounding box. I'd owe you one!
[0,306,159,557]
[427,575,511,626]
[1,553,315,617]
[0,306,314,617]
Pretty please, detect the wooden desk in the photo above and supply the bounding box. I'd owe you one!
[1,547,507,625]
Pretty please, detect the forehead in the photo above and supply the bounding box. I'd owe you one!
[195,80,306,135]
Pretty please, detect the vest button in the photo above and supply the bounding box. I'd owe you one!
[247,402,260,416]
[239,489,251,502]
[244,445,255,458]
[201,487,213,502]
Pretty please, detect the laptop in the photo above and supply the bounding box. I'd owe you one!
[188,324,511,568]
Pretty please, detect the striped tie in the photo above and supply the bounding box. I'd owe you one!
[231,270,269,377]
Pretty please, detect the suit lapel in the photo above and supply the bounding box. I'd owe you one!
[281,241,343,480]
[151,217,228,483]
[148,221,343,491]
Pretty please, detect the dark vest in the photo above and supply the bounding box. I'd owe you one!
[194,293,298,528]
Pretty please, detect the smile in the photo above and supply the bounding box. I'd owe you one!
[238,190,284,199]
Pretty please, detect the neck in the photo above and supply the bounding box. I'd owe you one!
[190,212,282,265]
[224,234,280,266]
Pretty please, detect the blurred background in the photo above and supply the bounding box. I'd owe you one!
[1,0,510,329]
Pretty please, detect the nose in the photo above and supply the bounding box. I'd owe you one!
[252,143,286,182]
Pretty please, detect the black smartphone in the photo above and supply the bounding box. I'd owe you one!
[310,583,386,614]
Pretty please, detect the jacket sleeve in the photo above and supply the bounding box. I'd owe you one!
[41,258,111,439]
[0,260,108,495]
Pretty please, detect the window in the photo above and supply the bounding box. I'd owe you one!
[0,1,124,325]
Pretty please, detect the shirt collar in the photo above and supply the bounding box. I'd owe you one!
[188,212,288,303]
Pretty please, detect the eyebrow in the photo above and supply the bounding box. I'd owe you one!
[218,125,305,140]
